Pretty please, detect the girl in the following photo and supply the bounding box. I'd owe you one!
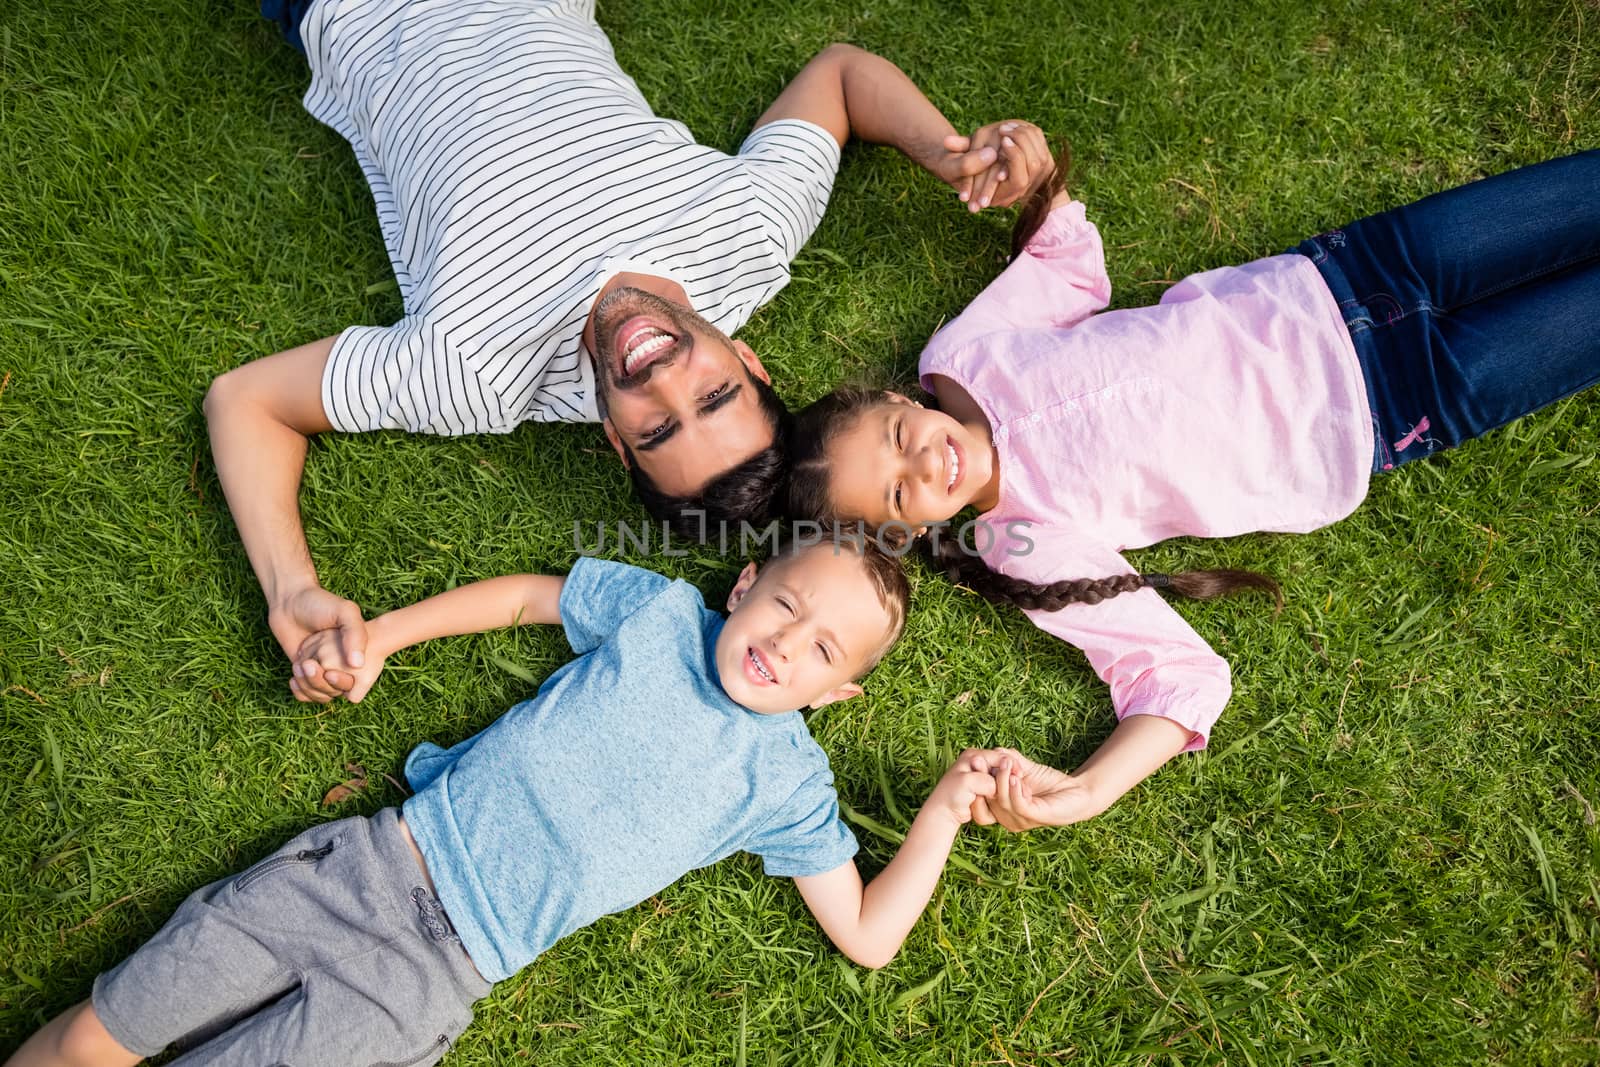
[783,137,1600,830]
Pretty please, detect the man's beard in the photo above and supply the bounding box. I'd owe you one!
[589,286,727,415]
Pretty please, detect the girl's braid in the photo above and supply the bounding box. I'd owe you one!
[922,534,1281,612]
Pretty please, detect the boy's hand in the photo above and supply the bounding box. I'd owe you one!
[925,760,999,829]
[291,627,388,704]
[953,747,1004,824]
[270,584,368,701]
[940,120,1053,212]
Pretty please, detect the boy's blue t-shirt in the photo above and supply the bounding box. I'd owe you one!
[400,558,859,983]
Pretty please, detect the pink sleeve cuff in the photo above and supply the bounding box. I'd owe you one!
[1111,671,1232,752]
[1021,198,1093,253]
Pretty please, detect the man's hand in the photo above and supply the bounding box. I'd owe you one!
[939,121,1055,213]
[291,624,386,704]
[270,585,368,701]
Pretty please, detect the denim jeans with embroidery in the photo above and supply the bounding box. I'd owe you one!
[1295,149,1600,472]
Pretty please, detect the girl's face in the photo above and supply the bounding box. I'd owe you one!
[825,395,997,528]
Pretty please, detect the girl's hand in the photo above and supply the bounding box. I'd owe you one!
[925,760,999,829]
[939,121,1054,212]
[291,627,388,704]
[987,748,1102,831]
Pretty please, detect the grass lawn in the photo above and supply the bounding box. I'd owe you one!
[3,0,1598,1062]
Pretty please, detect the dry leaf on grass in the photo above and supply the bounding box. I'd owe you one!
[321,763,370,807]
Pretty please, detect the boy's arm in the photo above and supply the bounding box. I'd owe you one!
[753,44,1052,212]
[368,574,566,656]
[292,574,565,703]
[791,764,995,970]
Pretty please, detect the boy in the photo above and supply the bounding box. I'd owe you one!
[8,540,997,1066]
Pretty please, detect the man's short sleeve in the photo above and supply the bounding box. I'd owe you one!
[737,119,841,262]
[558,557,675,655]
[322,318,506,436]
[746,770,859,878]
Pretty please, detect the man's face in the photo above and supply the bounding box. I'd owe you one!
[591,287,776,499]
[714,545,895,715]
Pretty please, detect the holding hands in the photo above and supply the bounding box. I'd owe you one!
[291,625,388,704]
[934,120,1055,213]
[273,584,368,703]
[954,747,1102,830]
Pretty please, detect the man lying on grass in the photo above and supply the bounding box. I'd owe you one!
[207,0,1053,702]
[7,537,1001,1067]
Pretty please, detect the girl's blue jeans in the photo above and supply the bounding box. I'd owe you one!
[1295,149,1600,471]
[261,0,315,55]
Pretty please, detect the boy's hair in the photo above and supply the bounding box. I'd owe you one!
[628,370,792,539]
[782,388,1282,616]
[771,528,910,674]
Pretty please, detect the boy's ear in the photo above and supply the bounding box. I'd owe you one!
[809,682,864,709]
[726,562,761,611]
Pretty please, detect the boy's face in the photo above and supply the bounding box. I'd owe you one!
[715,546,895,715]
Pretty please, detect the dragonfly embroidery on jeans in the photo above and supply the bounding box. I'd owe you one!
[1393,415,1441,454]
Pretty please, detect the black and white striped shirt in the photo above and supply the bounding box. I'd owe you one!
[302,0,839,432]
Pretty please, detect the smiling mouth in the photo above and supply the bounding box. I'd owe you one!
[747,646,778,686]
[617,318,679,377]
[945,436,963,494]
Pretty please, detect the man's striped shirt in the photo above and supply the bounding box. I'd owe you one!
[302,0,839,432]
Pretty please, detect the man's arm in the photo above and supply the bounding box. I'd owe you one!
[754,43,1054,212]
[792,762,995,969]
[204,335,364,700]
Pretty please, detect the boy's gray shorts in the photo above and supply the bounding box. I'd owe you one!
[92,808,492,1067]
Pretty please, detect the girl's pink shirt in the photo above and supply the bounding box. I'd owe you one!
[919,199,1372,749]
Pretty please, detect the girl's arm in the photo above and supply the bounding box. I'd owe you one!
[1070,714,1195,809]
[916,191,1109,368]
[292,575,566,703]
[958,530,1231,827]
[792,763,995,969]
[976,717,1194,830]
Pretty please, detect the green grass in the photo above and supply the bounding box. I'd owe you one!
[2,0,1598,1062]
